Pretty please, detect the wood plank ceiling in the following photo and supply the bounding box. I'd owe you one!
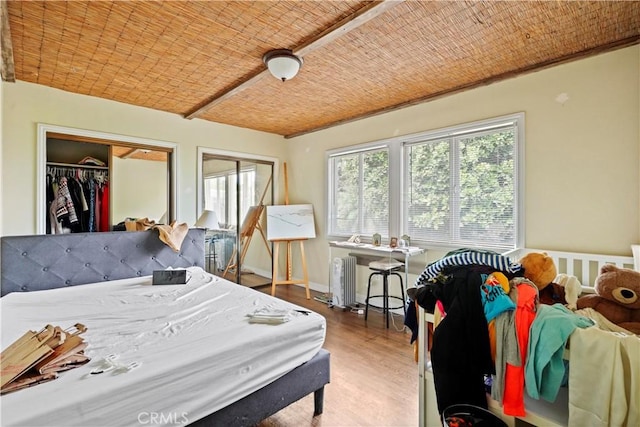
[4,1,640,138]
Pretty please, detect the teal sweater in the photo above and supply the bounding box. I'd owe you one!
[525,304,594,402]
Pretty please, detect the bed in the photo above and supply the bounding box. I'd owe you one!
[0,229,330,427]
[417,248,638,427]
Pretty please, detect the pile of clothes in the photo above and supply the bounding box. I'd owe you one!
[407,249,593,417]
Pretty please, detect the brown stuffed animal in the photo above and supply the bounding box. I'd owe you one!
[538,274,582,310]
[577,264,640,335]
[519,252,557,291]
[539,283,568,306]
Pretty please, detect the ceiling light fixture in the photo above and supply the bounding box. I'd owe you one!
[263,49,303,82]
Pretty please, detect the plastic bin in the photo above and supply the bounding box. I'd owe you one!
[443,404,507,427]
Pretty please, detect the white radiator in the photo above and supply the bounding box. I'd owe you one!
[331,256,357,308]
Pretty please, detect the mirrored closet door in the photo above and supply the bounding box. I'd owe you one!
[199,148,276,287]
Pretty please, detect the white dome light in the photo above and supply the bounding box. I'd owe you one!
[263,49,303,82]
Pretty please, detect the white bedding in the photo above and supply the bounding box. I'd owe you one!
[0,267,326,426]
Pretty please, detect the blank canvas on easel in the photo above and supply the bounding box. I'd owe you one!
[266,204,316,241]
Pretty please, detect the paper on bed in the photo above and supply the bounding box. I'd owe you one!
[0,267,326,426]
[247,307,294,324]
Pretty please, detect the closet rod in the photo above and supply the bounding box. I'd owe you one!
[46,161,108,170]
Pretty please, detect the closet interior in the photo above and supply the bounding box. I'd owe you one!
[44,132,173,234]
[46,137,110,234]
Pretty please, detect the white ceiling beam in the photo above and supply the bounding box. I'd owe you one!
[292,0,403,58]
[184,0,404,120]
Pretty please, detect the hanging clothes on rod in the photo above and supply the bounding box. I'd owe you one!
[46,164,110,234]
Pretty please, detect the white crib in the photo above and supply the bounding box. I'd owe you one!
[417,249,635,427]
[504,248,635,292]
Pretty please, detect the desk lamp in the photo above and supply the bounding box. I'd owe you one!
[195,210,220,230]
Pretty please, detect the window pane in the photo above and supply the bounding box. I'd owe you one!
[333,155,359,234]
[204,176,226,225]
[458,128,515,246]
[240,169,256,221]
[362,150,389,235]
[405,120,518,249]
[204,168,256,228]
[407,139,450,241]
[330,148,389,237]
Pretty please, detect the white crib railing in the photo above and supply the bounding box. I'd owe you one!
[504,248,635,293]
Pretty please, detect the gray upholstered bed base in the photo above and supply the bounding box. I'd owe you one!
[0,229,206,296]
[0,229,330,426]
[193,348,330,426]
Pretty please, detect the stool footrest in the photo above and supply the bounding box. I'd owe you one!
[366,295,405,311]
[365,269,406,328]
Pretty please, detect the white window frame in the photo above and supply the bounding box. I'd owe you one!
[326,113,524,251]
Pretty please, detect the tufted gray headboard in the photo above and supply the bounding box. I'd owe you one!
[0,229,205,296]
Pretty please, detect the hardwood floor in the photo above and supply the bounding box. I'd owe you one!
[254,284,419,427]
[211,270,272,288]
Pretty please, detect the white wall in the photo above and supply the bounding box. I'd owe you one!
[1,81,286,235]
[287,46,640,296]
[111,156,167,222]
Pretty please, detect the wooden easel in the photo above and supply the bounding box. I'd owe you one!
[271,238,310,299]
[270,163,311,299]
[223,176,273,279]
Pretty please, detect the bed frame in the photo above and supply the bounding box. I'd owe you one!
[0,229,330,426]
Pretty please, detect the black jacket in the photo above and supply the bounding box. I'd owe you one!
[429,266,494,414]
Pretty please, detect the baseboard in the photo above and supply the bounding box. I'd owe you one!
[244,265,330,295]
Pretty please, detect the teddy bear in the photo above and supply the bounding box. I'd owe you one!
[576,264,640,335]
[518,252,557,291]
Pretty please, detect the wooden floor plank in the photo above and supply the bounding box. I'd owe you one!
[255,284,419,427]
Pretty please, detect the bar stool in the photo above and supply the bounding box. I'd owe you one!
[365,259,406,328]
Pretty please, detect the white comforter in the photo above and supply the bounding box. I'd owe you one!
[0,267,326,426]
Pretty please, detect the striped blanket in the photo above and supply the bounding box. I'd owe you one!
[415,249,523,287]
